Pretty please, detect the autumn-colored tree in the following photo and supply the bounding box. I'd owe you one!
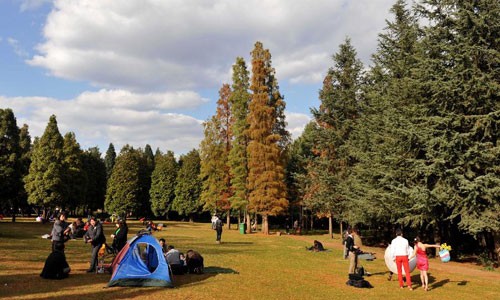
[246,41,289,234]
[228,57,252,231]
[200,84,233,226]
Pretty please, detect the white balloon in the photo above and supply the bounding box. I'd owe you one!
[384,244,416,275]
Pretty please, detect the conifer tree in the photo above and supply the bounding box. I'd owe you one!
[104,143,116,180]
[82,147,106,212]
[228,57,252,231]
[305,38,363,234]
[416,0,500,251]
[150,150,178,218]
[105,145,143,217]
[0,108,22,220]
[345,0,427,227]
[173,149,201,222]
[24,115,65,215]
[247,41,289,234]
[200,84,233,225]
[17,124,31,215]
[62,132,87,211]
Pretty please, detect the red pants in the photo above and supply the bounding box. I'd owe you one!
[395,256,412,288]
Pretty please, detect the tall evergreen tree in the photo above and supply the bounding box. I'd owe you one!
[345,0,427,228]
[105,145,143,217]
[150,150,178,218]
[17,124,31,215]
[104,143,116,180]
[24,115,65,215]
[173,149,201,222]
[82,147,106,212]
[304,38,363,235]
[228,57,252,231]
[416,0,500,253]
[62,132,87,211]
[246,41,289,234]
[0,108,22,220]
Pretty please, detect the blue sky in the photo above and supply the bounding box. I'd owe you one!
[0,0,395,155]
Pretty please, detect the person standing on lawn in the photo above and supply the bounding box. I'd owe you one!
[409,236,441,291]
[390,228,413,290]
[84,217,106,273]
[51,212,70,251]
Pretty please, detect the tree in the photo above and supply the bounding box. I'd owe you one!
[150,150,178,218]
[286,121,317,230]
[105,145,143,217]
[345,0,427,229]
[104,143,116,180]
[200,84,233,226]
[24,115,65,215]
[304,38,364,236]
[416,0,500,258]
[246,41,289,234]
[173,149,201,221]
[228,57,252,231]
[82,147,106,212]
[0,108,22,221]
[62,132,87,211]
[17,124,31,215]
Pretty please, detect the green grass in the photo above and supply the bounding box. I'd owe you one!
[0,218,499,299]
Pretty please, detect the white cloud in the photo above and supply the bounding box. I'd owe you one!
[28,0,394,91]
[19,0,52,12]
[7,37,29,58]
[0,91,205,155]
[285,111,311,140]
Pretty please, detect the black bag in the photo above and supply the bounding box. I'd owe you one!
[355,266,365,276]
[346,279,373,288]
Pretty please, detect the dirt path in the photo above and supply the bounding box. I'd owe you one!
[286,233,500,279]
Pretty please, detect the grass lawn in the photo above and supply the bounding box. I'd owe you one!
[0,218,499,300]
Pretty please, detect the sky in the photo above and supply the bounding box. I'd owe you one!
[0,0,396,155]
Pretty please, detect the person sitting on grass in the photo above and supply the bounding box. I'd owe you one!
[166,245,185,275]
[306,240,325,252]
[40,242,71,279]
[186,249,204,274]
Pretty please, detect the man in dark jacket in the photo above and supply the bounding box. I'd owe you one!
[84,217,106,273]
[40,242,71,279]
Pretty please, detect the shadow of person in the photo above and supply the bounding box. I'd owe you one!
[171,266,239,288]
[204,266,239,274]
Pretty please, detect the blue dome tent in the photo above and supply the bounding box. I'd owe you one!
[108,232,173,287]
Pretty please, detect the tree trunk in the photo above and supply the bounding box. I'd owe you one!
[493,231,500,264]
[328,214,333,239]
[340,222,344,244]
[245,211,251,234]
[226,213,231,230]
[262,214,269,235]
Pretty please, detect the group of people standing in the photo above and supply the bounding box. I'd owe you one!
[41,212,129,279]
[344,226,441,291]
[390,229,440,291]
